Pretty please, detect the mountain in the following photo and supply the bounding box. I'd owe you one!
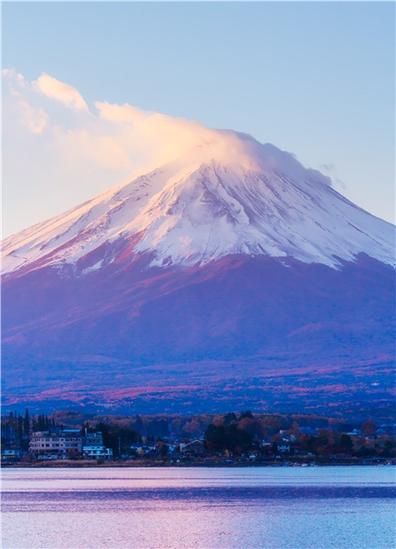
[2,130,395,415]
[3,131,394,273]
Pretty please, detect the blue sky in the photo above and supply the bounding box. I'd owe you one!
[2,1,395,234]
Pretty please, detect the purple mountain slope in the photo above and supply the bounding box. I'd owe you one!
[2,130,395,414]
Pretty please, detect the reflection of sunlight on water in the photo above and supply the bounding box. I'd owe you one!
[2,467,396,549]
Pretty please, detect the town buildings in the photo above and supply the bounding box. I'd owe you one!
[2,412,395,464]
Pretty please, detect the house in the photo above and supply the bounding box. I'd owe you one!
[260,441,272,448]
[260,441,273,456]
[1,448,24,460]
[179,440,205,456]
[130,444,157,457]
[82,445,113,460]
[277,443,291,455]
[346,429,361,437]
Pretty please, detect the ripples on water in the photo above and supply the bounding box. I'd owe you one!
[2,466,395,549]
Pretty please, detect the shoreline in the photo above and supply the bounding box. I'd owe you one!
[3,458,394,468]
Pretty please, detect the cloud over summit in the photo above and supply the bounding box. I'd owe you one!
[3,68,217,175]
[2,68,221,235]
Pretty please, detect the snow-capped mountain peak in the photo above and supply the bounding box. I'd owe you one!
[2,129,395,274]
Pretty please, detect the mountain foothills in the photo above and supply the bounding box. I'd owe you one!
[2,130,395,415]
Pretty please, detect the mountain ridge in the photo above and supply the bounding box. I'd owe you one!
[2,130,394,275]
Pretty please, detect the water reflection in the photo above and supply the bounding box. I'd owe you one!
[2,466,395,549]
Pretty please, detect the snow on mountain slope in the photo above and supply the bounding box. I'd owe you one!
[2,129,395,274]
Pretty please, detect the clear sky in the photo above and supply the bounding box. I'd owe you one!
[2,1,395,235]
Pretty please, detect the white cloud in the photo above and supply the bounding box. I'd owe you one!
[52,127,134,171]
[93,100,219,169]
[34,73,88,111]
[2,68,219,235]
[3,69,48,134]
[4,68,221,175]
[17,96,48,134]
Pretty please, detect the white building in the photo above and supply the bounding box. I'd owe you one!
[29,430,82,458]
[82,445,113,459]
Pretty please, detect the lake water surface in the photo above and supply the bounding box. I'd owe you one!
[2,466,395,548]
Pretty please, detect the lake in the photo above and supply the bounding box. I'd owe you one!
[2,466,395,548]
